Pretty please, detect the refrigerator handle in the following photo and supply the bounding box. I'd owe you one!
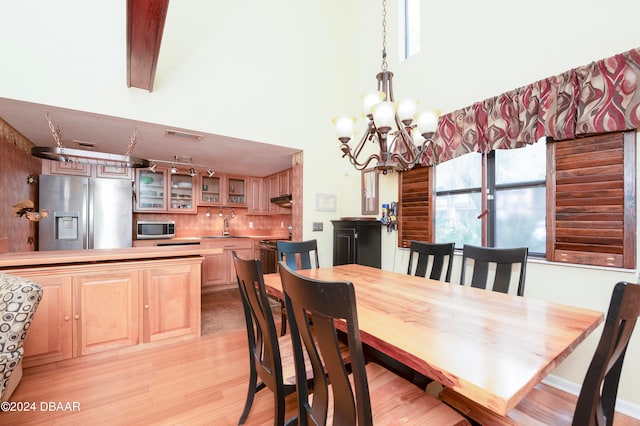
[87,181,94,249]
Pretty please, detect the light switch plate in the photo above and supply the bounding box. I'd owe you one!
[312,222,323,232]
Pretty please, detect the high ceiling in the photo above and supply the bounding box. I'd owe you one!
[0,1,299,178]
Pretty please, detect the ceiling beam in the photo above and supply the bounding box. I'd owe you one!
[126,0,170,92]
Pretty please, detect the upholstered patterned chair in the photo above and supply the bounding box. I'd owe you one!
[0,273,43,402]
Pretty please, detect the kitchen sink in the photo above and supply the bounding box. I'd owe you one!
[198,235,246,239]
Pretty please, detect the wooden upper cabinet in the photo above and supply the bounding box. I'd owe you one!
[248,177,267,214]
[42,159,133,179]
[226,176,247,207]
[135,169,167,211]
[278,169,291,195]
[134,168,196,213]
[168,173,196,213]
[199,174,222,205]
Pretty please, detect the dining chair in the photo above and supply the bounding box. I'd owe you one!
[508,281,640,425]
[459,244,528,296]
[407,241,455,282]
[232,252,300,426]
[275,239,319,335]
[278,262,470,426]
[276,239,319,271]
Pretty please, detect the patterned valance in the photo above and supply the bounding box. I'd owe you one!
[423,47,640,165]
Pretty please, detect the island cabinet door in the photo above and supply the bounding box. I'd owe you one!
[74,271,140,356]
[202,251,228,287]
[142,262,201,342]
[21,273,74,368]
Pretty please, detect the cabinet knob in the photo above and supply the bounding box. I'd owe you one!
[74,314,80,320]
[144,304,149,309]
[64,315,70,321]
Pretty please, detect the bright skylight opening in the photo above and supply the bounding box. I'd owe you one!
[399,0,420,61]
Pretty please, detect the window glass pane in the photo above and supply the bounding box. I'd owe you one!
[435,152,482,191]
[495,186,546,253]
[398,0,420,61]
[495,139,546,184]
[435,192,482,247]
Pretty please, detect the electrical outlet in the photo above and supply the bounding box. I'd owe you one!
[249,221,253,229]
[280,221,284,228]
[312,222,323,232]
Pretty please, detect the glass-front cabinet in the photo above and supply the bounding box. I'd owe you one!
[135,169,167,211]
[168,173,196,213]
[199,174,222,205]
[226,176,246,207]
[135,168,196,213]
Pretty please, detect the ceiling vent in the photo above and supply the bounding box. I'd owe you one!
[72,140,97,150]
[165,130,203,141]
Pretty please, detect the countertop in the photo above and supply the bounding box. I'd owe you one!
[0,245,223,269]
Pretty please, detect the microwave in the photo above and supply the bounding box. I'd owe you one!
[136,220,175,239]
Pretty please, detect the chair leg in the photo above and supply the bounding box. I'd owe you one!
[280,300,287,336]
[238,362,258,425]
[273,388,287,426]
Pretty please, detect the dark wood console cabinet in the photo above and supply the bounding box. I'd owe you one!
[331,218,382,268]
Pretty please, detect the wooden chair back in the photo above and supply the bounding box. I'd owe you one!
[407,241,455,282]
[276,240,319,271]
[573,281,640,425]
[460,244,528,296]
[231,252,295,425]
[279,262,374,425]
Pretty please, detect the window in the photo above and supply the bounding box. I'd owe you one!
[399,0,420,61]
[399,131,636,269]
[434,140,546,254]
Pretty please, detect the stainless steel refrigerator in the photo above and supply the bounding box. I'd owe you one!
[38,174,133,250]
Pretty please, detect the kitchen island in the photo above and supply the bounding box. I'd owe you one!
[0,245,222,368]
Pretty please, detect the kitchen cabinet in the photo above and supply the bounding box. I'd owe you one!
[142,260,201,342]
[267,168,292,214]
[278,169,291,195]
[168,173,197,213]
[247,177,268,214]
[135,169,167,211]
[42,159,133,180]
[226,176,247,207]
[135,168,196,213]
[74,270,140,356]
[198,173,247,208]
[20,273,73,366]
[202,238,254,288]
[332,218,382,268]
[9,257,202,368]
[199,174,222,205]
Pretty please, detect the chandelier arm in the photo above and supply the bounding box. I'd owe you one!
[353,154,381,171]
[351,120,376,159]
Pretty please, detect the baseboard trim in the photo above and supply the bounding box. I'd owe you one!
[543,374,640,420]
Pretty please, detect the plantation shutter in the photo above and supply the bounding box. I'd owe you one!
[547,131,636,268]
[398,166,434,248]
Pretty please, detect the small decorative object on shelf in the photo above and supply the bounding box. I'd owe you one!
[12,199,49,222]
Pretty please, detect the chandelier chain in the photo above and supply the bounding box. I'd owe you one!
[381,0,388,71]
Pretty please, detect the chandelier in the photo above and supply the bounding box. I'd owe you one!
[334,0,438,174]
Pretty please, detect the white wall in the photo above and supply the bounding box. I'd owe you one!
[1,0,639,414]
[340,0,640,414]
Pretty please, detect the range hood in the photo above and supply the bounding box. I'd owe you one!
[270,194,292,207]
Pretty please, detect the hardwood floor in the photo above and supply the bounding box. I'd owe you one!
[2,329,298,425]
[2,289,638,425]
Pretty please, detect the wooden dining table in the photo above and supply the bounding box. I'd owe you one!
[263,264,604,422]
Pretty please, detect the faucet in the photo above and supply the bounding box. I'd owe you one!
[220,208,235,236]
[222,217,230,236]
